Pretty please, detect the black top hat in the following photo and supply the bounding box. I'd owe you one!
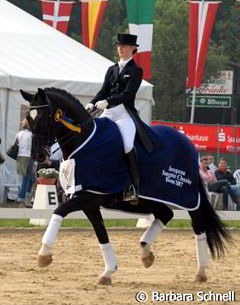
[115,33,139,47]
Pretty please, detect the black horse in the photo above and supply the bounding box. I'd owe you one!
[21,88,231,285]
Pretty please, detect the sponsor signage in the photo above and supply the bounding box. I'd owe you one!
[187,96,231,108]
[152,121,240,153]
[196,70,233,95]
[186,70,233,108]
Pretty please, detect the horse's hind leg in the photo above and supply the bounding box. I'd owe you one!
[189,209,209,282]
[139,200,173,268]
[140,219,162,268]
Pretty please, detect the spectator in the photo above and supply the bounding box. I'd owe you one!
[49,142,62,170]
[15,118,34,207]
[206,154,217,172]
[37,141,62,172]
[36,143,65,204]
[199,156,239,210]
[215,158,236,185]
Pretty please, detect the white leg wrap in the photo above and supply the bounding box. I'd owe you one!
[38,244,52,256]
[41,214,63,248]
[195,232,210,268]
[99,243,117,278]
[140,219,164,245]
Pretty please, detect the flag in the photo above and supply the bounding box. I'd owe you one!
[187,1,221,89]
[81,0,108,49]
[41,0,74,34]
[125,0,156,80]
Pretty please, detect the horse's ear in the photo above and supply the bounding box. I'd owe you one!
[37,88,46,100]
[20,90,34,102]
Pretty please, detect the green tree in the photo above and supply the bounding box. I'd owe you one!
[7,0,239,123]
[151,0,229,122]
[96,0,128,61]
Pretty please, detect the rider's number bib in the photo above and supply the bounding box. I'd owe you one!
[59,159,76,194]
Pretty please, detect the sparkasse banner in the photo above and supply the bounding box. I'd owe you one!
[152,121,240,153]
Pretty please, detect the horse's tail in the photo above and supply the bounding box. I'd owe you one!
[198,179,232,259]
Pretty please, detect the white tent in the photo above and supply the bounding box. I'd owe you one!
[0,0,153,202]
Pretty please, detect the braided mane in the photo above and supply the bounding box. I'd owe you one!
[44,87,88,120]
[45,87,81,107]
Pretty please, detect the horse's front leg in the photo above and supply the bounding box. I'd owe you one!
[38,213,62,267]
[83,208,117,285]
[38,192,117,285]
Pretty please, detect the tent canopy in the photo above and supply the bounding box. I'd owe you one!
[0,0,153,99]
[0,0,153,203]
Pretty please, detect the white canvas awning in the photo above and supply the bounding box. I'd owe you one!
[0,0,153,203]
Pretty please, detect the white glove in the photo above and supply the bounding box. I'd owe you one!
[85,103,95,110]
[95,100,108,110]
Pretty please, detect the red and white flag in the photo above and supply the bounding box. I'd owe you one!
[41,0,74,34]
[187,1,221,89]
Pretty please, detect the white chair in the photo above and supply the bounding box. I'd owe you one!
[202,181,222,209]
[233,169,240,184]
[208,192,223,210]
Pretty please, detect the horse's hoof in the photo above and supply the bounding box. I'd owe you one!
[38,254,53,267]
[195,273,208,282]
[142,251,155,268]
[97,276,112,285]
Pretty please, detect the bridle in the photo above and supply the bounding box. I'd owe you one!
[29,97,93,151]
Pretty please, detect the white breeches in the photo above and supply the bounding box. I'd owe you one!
[100,104,136,153]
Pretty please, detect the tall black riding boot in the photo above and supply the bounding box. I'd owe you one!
[124,148,139,202]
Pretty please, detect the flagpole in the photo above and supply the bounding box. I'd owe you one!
[190,87,196,123]
[190,0,204,124]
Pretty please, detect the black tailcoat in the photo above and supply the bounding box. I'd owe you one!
[91,59,154,153]
[91,59,143,113]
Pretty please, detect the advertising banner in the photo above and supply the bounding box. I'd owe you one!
[152,121,240,153]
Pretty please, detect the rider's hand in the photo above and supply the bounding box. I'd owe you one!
[95,100,108,110]
[85,103,95,111]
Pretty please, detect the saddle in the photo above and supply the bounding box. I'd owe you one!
[127,108,156,154]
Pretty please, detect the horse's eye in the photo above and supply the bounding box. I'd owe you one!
[30,109,38,120]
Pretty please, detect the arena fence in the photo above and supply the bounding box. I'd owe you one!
[0,208,239,221]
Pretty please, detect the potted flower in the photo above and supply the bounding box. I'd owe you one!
[37,168,59,185]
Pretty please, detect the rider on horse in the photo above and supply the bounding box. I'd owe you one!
[85,33,143,201]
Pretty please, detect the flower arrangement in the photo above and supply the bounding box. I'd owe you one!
[37,168,59,178]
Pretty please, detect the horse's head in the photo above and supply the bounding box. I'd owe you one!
[20,88,93,162]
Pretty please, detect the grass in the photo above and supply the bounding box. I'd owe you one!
[0,219,240,228]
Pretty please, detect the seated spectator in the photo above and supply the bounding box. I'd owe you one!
[215,158,236,185]
[199,156,239,210]
[207,154,217,172]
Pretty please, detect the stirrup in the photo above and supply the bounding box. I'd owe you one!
[123,185,138,204]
